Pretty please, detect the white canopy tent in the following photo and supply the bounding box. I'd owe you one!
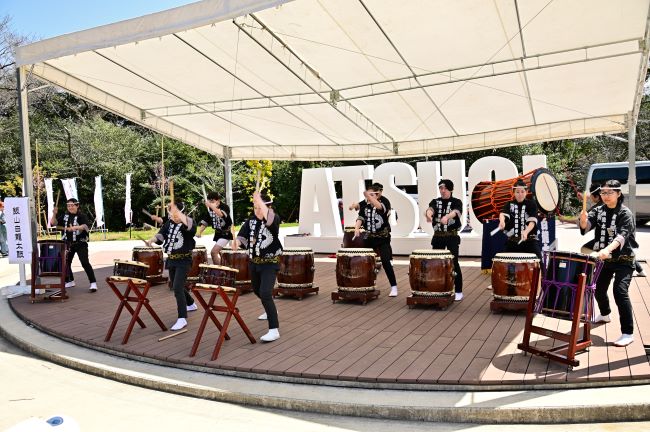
[15,0,650,161]
[13,0,650,253]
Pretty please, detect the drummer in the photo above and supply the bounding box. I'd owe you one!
[498,179,542,260]
[235,192,282,342]
[579,179,637,347]
[145,200,197,331]
[425,179,464,301]
[197,191,233,265]
[352,182,398,297]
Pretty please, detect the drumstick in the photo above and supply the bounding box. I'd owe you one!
[201,185,208,202]
[158,329,187,341]
[54,189,61,210]
[169,178,175,206]
[255,169,261,192]
[490,226,501,236]
[231,224,238,250]
[141,208,153,218]
[582,189,588,213]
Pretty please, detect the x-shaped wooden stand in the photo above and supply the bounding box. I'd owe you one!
[190,283,256,361]
[105,276,167,344]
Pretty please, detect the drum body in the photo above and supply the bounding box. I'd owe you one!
[132,246,164,279]
[342,227,366,248]
[199,264,238,287]
[38,240,66,274]
[336,248,376,292]
[113,260,149,280]
[278,247,315,288]
[544,251,597,286]
[540,251,599,319]
[408,249,454,296]
[188,246,208,278]
[471,168,560,221]
[221,248,251,288]
[491,253,540,301]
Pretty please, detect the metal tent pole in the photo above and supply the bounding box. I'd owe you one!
[17,66,37,288]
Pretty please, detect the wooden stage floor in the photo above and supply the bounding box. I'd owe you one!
[9,257,650,387]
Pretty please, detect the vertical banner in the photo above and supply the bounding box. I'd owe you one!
[94,176,105,228]
[124,173,132,225]
[61,178,78,200]
[5,197,33,264]
[44,178,54,228]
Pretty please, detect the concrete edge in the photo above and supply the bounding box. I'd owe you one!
[2,297,650,424]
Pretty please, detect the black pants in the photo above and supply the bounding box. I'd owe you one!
[365,237,397,287]
[65,242,96,283]
[431,235,462,293]
[250,262,279,329]
[167,260,194,319]
[595,261,634,335]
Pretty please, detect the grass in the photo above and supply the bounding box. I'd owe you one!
[39,223,299,242]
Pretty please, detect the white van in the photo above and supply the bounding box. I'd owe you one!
[586,161,650,223]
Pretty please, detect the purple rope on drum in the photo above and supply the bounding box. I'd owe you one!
[535,251,604,322]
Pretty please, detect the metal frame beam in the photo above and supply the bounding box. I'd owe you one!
[235,13,395,153]
[144,39,642,119]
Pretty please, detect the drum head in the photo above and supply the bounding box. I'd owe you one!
[531,169,560,213]
[114,259,149,268]
[493,252,539,262]
[199,263,239,273]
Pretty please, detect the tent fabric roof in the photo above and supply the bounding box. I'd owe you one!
[16,0,650,160]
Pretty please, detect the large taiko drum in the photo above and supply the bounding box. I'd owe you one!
[113,259,149,280]
[471,168,560,221]
[539,251,601,320]
[342,227,366,248]
[409,249,454,297]
[221,248,251,290]
[278,247,315,289]
[198,263,238,287]
[187,246,208,278]
[132,246,165,282]
[38,240,67,275]
[491,253,540,302]
[336,248,377,292]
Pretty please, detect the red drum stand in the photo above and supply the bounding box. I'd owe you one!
[518,273,591,368]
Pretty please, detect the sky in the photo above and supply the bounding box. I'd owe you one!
[1,0,198,41]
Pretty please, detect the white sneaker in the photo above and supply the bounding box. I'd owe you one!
[454,292,464,301]
[64,281,76,288]
[613,333,634,347]
[388,286,398,297]
[170,318,187,331]
[258,312,268,320]
[260,328,280,342]
[187,303,198,312]
[89,282,97,292]
[594,313,611,323]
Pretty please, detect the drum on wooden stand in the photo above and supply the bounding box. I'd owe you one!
[37,240,67,275]
[221,248,252,293]
[332,248,379,304]
[275,247,318,300]
[198,264,238,287]
[113,260,149,280]
[471,168,560,221]
[490,253,540,312]
[406,249,455,309]
[188,246,208,278]
[31,240,69,302]
[536,251,602,321]
[132,246,168,285]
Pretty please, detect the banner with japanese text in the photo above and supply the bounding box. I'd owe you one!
[5,197,33,264]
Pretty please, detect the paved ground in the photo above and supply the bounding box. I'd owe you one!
[1,333,649,431]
